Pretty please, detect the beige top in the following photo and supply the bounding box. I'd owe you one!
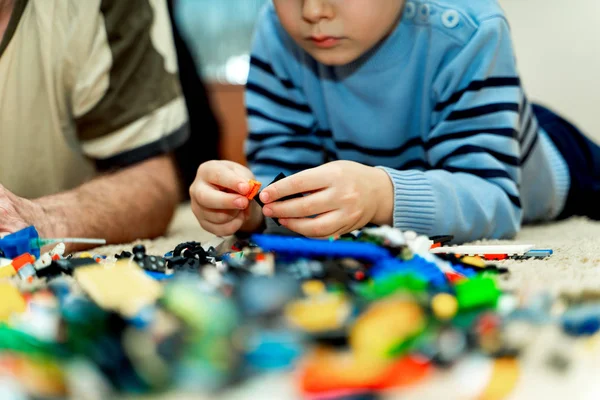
[0,0,189,198]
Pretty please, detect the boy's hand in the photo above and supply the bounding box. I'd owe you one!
[259,161,394,238]
[190,160,263,236]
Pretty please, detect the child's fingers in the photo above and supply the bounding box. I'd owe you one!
[279,210,346,238]
[200,213,245,237]
[202,209,239,224]
[263,190,335,219]
[202,162,250,195]
[259,168,329,203]
[191,183,248,210]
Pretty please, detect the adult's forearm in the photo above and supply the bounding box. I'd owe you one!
[32,155,182,246]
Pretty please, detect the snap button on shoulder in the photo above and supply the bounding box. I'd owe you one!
[442,10,460,28]
[419,4,431,20]
[404,2,416,19]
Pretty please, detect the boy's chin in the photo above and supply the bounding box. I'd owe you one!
[307,49,364,67]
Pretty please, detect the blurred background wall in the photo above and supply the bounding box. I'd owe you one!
[500,0,600,142]
[174,0,600,164]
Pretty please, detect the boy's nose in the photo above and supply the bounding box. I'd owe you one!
[302,0,334,23]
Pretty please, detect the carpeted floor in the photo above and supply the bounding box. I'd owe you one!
[97,203,600,295]
[105,204,600,400]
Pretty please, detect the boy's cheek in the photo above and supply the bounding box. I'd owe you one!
[272,1,302,34]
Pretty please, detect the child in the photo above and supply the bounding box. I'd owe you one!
[191,0,600,243]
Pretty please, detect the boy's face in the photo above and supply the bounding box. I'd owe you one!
[273,0,405,66]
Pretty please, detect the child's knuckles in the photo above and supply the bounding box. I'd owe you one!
[210,169,224,186]
[301,201,315,216]
[329,163,345,180]
[199,220,213,233]
[341,190,360,205]
[198,160,217,175]
[311,222,331,238]
[193,188,208,206]
[189,183,199,199]
[290,177,306,193]
[348,210,363,224]
[190,185,204,203]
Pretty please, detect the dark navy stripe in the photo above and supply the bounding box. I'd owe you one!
[250,56,295,89]
[247,140,335,162]
[434,145,520,169]
[247,107,312,134]
[316,130,333,138]
[247,82,312,113]
[447,103,520,121]
[446,165,522,208]
[520,131,539,165]
[336,136,424,157]
[248,129,332,142]
[504,193,522,209]
[426,128,518,150]
[250,131,423,160]
[248,131,295,142]
[249,157,320,171]
[519,97,528,123]
[397,159,430,171]
[445,166,515,181]
[519,114,534,145]
[435,77,521,112]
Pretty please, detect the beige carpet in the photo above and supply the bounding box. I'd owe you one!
[96,203,600,295]
[104,204,600,400]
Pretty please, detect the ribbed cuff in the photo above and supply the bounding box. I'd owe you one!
[540,132,571,219]
[377,167,437,235]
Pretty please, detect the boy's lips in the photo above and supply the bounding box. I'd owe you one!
[309,35,342,48]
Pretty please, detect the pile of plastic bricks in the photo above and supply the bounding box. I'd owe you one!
[0,225,597,399]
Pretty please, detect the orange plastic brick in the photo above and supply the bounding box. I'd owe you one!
[12,253,35,271]
[246,179,262,200]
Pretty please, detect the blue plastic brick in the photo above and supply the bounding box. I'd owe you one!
[0,226,41,258]
[243,329,304,371]
[369,256,447,287]
[145,271,174,281]
[452,264,477,278]
[562,305,600,336]
[251,234,390,262]
[523,249,553,258]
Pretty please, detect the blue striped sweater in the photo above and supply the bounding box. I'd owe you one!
[245,0,570,242]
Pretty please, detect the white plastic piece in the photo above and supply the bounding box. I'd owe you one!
[49,243,66,257]
[34,253,53,269]
[363,226,406,246]
[202,267,223,287]
[409,235,434,254]
[430,244,535,256]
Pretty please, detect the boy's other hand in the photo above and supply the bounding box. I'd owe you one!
[259,161,394,238]
[190,160,263,237]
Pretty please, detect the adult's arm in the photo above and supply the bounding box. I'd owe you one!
[0,155,180,246]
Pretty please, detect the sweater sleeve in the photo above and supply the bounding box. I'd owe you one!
[244,6,326,186]
[380,16,528,242]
